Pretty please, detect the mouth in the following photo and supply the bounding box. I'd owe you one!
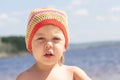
[44,53,54,56]
[44,50,54,58]
[44,53,54,58]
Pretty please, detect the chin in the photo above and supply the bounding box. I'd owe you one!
[43,61,58,66]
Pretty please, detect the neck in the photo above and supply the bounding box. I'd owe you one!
[34,62,60,72]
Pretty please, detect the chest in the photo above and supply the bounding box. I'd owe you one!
[29,69,73,80]
[46,72,73,80]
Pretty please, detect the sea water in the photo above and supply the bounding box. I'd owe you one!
[0,45,120,80]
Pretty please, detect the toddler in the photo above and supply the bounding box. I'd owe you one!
[16,8,91,80]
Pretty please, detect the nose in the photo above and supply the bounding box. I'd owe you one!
[44,41,53,50]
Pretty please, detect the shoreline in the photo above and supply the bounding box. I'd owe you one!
[0,52,29,59]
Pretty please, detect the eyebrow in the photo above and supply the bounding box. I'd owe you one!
[35,33,44,37]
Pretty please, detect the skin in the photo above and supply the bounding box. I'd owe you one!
[16,25,91,80]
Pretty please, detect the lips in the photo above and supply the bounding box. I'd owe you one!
[44,50,54,58]
[44,53,54,56]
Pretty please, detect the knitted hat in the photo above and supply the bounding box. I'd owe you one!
[25,8,69,52]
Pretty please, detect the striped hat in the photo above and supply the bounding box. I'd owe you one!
[25,8,69,52]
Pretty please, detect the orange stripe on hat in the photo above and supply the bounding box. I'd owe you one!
[25,8,69,52]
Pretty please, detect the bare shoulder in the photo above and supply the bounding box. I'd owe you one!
[65,66,91,80]
[16,69,32,80]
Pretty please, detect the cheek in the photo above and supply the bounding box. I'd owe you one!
[54,44,66,54]
[32,41,44,53]
[31,42,44,60]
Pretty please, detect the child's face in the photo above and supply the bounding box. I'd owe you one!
[31,25,66,65]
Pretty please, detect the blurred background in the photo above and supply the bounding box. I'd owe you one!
[0,0,120,80]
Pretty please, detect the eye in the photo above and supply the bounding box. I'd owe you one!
[54,37,60,40]
[38,37,44,40]
[37,37,45,41]
[53,37,61,42]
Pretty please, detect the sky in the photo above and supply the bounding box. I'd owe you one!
[0,0,120,43]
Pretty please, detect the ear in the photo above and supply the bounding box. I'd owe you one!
[63,46,67,53]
